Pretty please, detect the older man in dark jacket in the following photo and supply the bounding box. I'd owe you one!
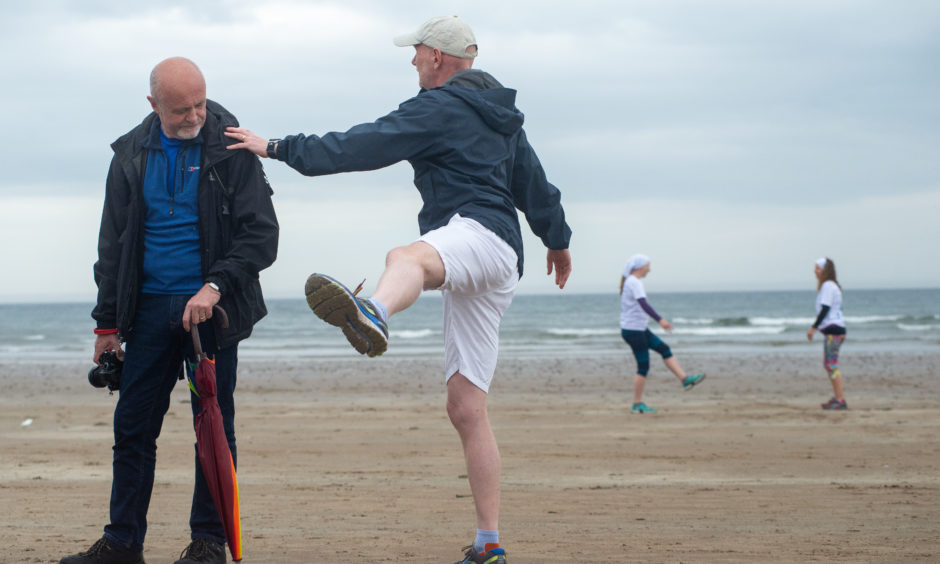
[62,57,278,564]
[228,16,570,564]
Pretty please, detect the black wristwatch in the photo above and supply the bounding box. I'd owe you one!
[266,139,280,159]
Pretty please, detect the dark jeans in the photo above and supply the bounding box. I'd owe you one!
[104,294,237,550]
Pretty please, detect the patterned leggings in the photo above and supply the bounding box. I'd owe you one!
[824,334,846,380]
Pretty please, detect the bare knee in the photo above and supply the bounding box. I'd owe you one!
[384,245,413,268]
[447,393,476,430]
[446,375,488,431]
[385,242,444,289]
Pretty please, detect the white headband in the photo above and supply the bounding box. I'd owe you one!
[815,258,828,269]
[625,253,650,274]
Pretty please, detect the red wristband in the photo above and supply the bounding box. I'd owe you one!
[94,328,119,336]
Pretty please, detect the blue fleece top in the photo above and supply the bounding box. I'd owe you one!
[276,69,570,277]
[139,119,203,294]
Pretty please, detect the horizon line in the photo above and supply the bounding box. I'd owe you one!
[2,285,938,306]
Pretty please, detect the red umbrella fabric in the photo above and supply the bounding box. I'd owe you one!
[190,306,242,562]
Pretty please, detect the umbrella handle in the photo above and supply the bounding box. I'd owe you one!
[212,304,230,329]
[191,305,230,359]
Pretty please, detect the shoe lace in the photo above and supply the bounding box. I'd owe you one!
[456,545,480,564]
[180,538,214,559]
[82,537,110,556]
[352,278,366,296]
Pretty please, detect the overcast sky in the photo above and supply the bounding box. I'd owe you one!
[1,0,938,303]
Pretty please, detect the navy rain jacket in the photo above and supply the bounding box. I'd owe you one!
[276,69,571,276]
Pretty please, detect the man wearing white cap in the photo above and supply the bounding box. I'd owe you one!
[227,15,572,564]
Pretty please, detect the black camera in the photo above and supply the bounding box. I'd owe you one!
[89,350,123,391]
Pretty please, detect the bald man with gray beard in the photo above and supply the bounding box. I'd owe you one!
[61,57,278,564]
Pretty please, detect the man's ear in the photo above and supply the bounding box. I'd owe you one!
[146,95,158,113]
[432,47,443,67]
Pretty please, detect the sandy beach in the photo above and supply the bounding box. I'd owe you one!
[1,350,938,563]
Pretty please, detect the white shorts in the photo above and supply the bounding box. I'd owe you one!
[418,214,519,393]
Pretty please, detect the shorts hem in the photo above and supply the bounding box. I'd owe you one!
[446,367,491,394]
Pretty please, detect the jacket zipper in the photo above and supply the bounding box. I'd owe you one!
[169,150,186,215]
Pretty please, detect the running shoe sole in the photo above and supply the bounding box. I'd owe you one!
[305,273,388,357]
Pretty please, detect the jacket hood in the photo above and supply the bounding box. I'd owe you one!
[441,69,524,136]
[111,99,240,165]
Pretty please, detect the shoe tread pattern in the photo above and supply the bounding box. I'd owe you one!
[305,274,387,357]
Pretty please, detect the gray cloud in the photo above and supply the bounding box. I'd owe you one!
[1,0,938,299]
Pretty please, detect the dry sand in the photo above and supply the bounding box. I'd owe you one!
[1,351,938,563]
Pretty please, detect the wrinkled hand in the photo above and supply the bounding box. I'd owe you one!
[183,284,222,332]
[546,248,572,289]
[224,126,268,157]
[93,334,122,364]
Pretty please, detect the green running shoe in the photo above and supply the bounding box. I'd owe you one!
[682,373,706,390]
[631,402,657,414]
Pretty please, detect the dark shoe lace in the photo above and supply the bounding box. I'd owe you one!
[62,536,141,564]
[79,537,110,556]
[177,538,223,563]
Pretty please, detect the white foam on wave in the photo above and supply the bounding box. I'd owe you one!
[750,317,812,326]
[390,329,435,339]
[547,326,787,337]
[24,334,46,341]
[672,317,714,325]
[546,328,617,337]
[747,315,902,326]
[845,315,902,323]
[673,326,787,336]
[898,323,938,332]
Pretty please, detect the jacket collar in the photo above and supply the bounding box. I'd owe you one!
[139,118,204,151]
[111,99,240,167]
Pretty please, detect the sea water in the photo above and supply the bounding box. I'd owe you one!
[1,288,937,364]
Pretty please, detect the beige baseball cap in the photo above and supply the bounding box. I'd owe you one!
[393,15,478,59]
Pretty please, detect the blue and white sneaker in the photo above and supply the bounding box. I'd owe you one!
[304,273,389,357]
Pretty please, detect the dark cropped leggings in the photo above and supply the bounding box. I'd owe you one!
[621,328,673,377]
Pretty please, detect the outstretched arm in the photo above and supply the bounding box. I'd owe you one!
[224,96,446,176]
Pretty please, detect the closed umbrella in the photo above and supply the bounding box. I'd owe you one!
[189,306,242,562]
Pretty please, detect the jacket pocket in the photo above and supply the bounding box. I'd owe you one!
[210,166,234,251]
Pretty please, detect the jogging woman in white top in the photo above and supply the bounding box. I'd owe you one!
[619,254,705,414]
[807,257,848,410]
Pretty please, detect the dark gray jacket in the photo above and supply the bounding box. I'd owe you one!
[93,100,279,349]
